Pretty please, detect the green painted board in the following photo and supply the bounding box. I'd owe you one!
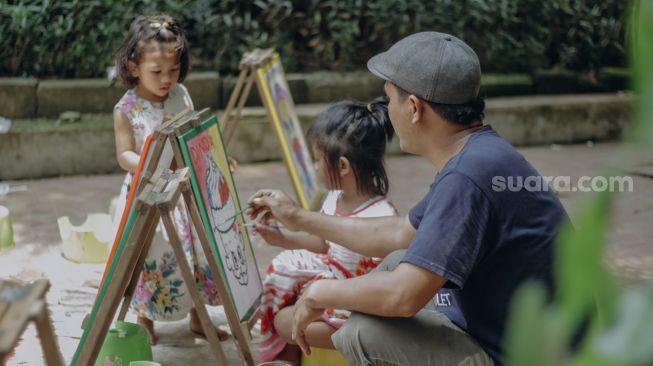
[177,115,262,322]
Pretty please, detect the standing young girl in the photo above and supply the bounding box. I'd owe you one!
[112,14,225,344]
[254,98,397,364]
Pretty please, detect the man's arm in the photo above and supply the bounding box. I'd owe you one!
[292,263,447,353]
[248,190,415,258]
[294,211,414,257]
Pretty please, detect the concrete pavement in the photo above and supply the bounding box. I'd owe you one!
[0,142,652,365]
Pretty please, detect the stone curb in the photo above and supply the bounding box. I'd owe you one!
[0,78,38,118]
[0,69,629,119]
[0,93,632,180]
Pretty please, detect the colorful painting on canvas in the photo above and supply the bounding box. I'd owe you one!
[256,53,323,210]
[178,115,262,321]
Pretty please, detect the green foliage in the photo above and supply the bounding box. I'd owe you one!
[629,0,653,144]
[555,190,621,334]
[1,0,137,78]
[0,0,628,78]
[505,283,570,366]
[504,1,653,365]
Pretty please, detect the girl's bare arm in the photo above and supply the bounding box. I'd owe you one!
[113,108,140,173]
[253,224,329,254]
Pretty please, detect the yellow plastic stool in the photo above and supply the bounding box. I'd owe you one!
[57,213,113,263]
[301,347,350,366]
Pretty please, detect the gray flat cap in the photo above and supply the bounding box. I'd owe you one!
[368,32,481,104]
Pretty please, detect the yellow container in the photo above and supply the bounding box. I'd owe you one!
[301,347,350,366]
[57,213,112,263]
[0,205,14,249]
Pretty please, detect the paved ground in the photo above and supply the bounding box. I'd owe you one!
[1,142,652,365]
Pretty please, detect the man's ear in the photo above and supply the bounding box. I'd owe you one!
[339,156,352,177]
[408,95,424,125]
[128,61,139,77]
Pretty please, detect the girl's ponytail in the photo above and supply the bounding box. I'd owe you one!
[366,96,394,143]
[308,97,396,196]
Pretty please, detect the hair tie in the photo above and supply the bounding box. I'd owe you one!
[149,21,170,30]
[366,103,380,124]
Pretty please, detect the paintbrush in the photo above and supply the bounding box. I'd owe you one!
[221,191,274,225]
[219,204,253,226]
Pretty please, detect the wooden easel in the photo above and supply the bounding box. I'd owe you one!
[221,48,324,210]
[220,48,275,148]
[73,111,256,366]
[0,279,64,366]
[131,109,258,361]
[151,109,257,363]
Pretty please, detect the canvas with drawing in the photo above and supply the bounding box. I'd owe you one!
[256,53,323,210]
[178,115,262,321]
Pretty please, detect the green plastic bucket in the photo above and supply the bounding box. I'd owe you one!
[95,321,153,366]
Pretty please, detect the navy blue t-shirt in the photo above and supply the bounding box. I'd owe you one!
[404,125,569,365]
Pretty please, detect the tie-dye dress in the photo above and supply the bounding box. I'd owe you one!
[258,191,398,362]
[112,84,221,321]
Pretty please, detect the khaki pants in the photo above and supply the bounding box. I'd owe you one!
[331,250,494,366]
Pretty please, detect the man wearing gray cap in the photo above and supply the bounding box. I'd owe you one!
[249,32,568,365]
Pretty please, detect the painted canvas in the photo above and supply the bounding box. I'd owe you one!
[178,115,262,321]
[256,53,323,210]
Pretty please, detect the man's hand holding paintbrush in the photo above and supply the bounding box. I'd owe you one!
[246,189,303,231]
[246,189,329,253]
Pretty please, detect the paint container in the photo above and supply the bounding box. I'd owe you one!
[0,205,14,249]
[96,321,152,366]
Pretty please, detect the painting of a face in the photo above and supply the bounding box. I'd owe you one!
[180,118,262,320]
[206,155,236,233]
[205,154,247,285]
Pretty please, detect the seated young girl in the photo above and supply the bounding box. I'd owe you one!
[253,98,396,364]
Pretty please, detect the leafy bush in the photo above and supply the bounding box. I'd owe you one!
[0,0,628,78]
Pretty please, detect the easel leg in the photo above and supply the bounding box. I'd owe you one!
[224,70,256,148]
[181,189,256,366]
[160,211,230,366]
[75,210,158,365]
[221,68,249,143]
[117,215,159,321]
[32,302,64,366]
[240,322,252,343]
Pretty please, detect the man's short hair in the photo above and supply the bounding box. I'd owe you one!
[394,84,485,126]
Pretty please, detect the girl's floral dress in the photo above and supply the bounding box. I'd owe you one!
[112,84,220,321]
[258,191,398,362]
